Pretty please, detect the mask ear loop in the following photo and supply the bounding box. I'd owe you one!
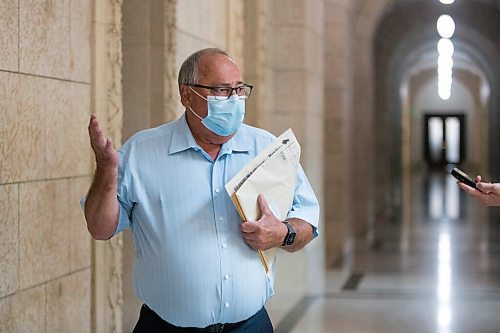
[188,106,203,120]
[189,86,208,101]
[188,86,208,120]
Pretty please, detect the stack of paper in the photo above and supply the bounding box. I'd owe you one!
[225,129,301,274]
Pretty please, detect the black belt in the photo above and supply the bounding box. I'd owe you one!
[141,304,245,333]
[183,322,240,333]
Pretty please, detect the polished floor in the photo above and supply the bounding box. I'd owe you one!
[277,170,500,333]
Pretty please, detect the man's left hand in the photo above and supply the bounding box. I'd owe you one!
[240,194,287,251]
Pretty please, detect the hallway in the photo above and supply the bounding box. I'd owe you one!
[277,170,500,333]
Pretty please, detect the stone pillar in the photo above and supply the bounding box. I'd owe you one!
[164,0,179,122]
[121,1,178,330]
[264,0,326,322]
[324,0,354,266]
[351,0,391,246]
[227,0,245,69]
[243,0,270,128]
[92,0,124,332]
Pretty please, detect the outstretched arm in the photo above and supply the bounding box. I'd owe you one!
[84,114,120,240]
[458,175,500,206]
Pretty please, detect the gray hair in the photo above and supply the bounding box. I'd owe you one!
[178,48,230,88]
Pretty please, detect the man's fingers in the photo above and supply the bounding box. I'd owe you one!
[88,115,107,152]
[241,221,259,233]
[86,114,119,171]
[257,194,273,218]
[240,223,265,251]
[458,182,478,195]
[88,113,96,127]
[105,138,114,152]
[477,182,498,194]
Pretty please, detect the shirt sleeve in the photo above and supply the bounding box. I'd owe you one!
[78,147,133,237]
[286,165,320,237]
[114,147,133,236]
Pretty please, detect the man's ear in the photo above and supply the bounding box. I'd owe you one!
[179,85,191,107]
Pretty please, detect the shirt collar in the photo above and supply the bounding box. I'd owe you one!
[169,113,253,156]
[220,126,252,155]
[168,114,200,155]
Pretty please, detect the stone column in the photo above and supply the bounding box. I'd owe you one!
[243,0,270,129]
[121,1,178,330]
[351,0,391,247]
[324,0,354,266]
[92,0,124,332]
[164,0,179,122]
[264,0,326,321]
[227,0,245,69]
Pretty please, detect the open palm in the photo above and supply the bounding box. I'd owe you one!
[88,114,119,169]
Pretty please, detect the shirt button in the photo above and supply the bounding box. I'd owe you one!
[215,189,220,193]
[218,217,223,221]
[225,303,230,308]
[224,274,229,280]
[222,244,227,249]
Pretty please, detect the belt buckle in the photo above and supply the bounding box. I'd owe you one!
[205,323,224,333]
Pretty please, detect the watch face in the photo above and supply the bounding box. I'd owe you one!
[286,232,296,245]
[282,222,296,246]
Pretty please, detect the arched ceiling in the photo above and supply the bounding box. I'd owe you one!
[354,0,500,84]
[374,0,500,90]
[372,0,500,116]
[370,0,500,175]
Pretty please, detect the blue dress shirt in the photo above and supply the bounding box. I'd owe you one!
[112,114,319,327]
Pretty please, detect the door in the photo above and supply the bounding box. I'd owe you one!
[424,114,465,166]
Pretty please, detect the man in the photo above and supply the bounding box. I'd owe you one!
[83,48,319,333]
[458,175,500,206]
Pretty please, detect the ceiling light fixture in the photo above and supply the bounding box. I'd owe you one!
[437,15,455,38]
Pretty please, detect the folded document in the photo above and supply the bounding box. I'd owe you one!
[225,129,301,274]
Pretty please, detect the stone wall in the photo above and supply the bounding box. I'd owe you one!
[0,0,92,332]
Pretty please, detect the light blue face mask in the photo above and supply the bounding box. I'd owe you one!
[189,88,246,137]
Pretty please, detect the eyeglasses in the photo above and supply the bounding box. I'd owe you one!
[187,83,253,100]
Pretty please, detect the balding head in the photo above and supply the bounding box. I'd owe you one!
[178,48,232,88]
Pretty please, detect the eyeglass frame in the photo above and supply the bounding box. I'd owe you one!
[186,83,254,100]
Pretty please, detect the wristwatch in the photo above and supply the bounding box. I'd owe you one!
[281,221,296,246]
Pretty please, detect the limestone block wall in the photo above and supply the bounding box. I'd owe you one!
[0,0,92,332]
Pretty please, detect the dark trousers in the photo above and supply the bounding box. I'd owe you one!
[133,304,274,333]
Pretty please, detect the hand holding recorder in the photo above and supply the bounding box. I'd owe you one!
[452,167,500,206]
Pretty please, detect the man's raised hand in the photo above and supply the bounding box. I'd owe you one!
[88,114,119,170]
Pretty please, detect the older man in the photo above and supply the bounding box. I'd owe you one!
[83,48,319,333]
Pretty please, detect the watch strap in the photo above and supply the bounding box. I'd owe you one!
[281,221,296,246]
